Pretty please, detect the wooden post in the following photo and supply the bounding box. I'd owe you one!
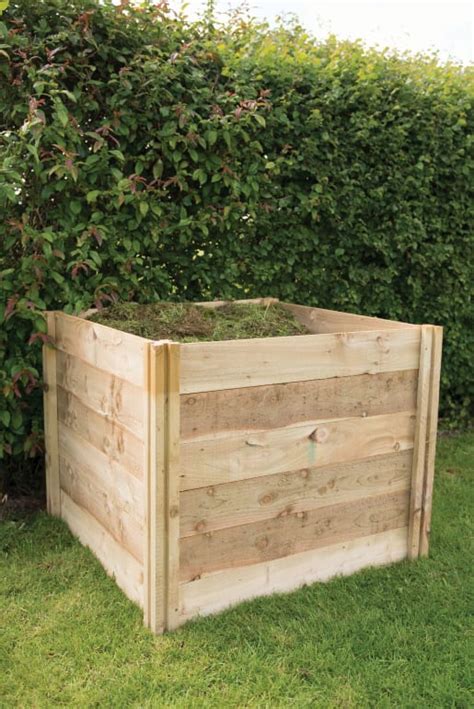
[407,325,433,560]
[419,326,443,556]
[146,341,181,634]
[43,312,60,516]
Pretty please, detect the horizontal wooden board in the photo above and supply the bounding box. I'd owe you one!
[180,410,415,490]
[181,370,418,439]
[56,350,144,440]
[180,527,408,621]
[59,448,144,562]
[57,386,144,480]
[282,303,417,334]
[180,450,412,537]
[180,488,409,582]
[179,328,421,394]
[60,491,144,608]
[54,312,147,387]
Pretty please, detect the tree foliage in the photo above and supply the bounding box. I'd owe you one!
[0,0,473,483]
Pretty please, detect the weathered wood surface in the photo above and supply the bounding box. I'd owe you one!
[54,312,147,387]
[59,446,144,562]
[43,312,60,515]
[180,411,415,491]
[147,342,181,634]
[282,303,417,334]
[420,326,443,556]
[56,350,144,440]
[61,491,144,608]
[57,386,144,480]
[408,326,433,559]
[181,370,418,439]
[180,527,408,620]
[179,328,421,394]
[180,450,412,537]
[180,489,409,582]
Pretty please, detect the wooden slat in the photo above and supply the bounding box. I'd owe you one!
[56,350,144,440]
[61,491,144,608]
[57,386,144,480]
[54,311,148,387]
[180,410,415,491]
[420,326,443,556]
[43,312,60,515]
[196,297,279,308]
[143,343,153,628]
[181,370,418,439]
[180,450,412,537]
[282,303,417,334]
[179,328,421,394]
[147,343,166,634]
[180,527,408,621]
[59,448,144,562]
[408,326,433,559]
[148,341,181,634]
[166,343,181,631]
[180,489,410,582]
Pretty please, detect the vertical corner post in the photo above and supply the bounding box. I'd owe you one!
[145,341,181,634]
[43,311,61,516]
[408,325,433,560]
[43,312,61,517]
[419,326,443,556]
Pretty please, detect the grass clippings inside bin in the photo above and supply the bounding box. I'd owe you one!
[88,302,309,342]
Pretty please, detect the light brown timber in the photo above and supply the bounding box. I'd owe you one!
[54,311,147,387]
[282,303,417,333]
[60,490,144,608]
[181,370,418,439]
[180,450,412,538]
[56,350,144,440]
[179,410,416,491]
[179,328,421,394]
[43,312,61,515]
[420,326,443,556]
[180,488,410,582]
[180,527,408,621]
[407,326,433,559]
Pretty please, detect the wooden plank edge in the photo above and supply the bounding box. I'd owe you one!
[43,312,61,516]
[165,342,181,631]
[419,326,443,556]
[179,527,408,623]
[407,326,433,559]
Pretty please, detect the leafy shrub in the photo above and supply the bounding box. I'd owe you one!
[1,0,473,486]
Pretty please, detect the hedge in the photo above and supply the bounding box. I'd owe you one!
[1,0,473,487]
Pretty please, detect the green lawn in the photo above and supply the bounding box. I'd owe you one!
[1,433,473,708]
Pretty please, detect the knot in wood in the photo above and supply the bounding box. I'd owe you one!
[309,427,329,444]
[169,505,179,519]
[256,536,269,551]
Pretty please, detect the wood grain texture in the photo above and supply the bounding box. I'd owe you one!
[43,312,60,516]
[181,370,418,440]
[54,312,148,387]
[59,448,144,562]
[282,303,417,334]
[408,326,433,559]
[179,328,421,394]
[180,527,408,621]
[57,386,144,480]
[420,326,443,556]
[180,410,416,491]
[56,350,144,440]
[61,491,144,608]
[166,343,181,631]
[180,450,412,538]
[180,489,410,582]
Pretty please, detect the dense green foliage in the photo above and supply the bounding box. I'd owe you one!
[0,0,473,480]
[1,433,473,705]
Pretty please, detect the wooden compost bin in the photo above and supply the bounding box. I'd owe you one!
[43,298,442,634]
